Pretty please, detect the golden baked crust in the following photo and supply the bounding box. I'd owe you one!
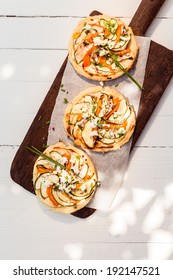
[68,15,138,81]
[64,86,136,152]
[33,142,98,214]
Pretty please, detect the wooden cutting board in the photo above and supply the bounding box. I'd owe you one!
[10,0,173,218]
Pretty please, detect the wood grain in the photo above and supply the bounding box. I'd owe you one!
[10,6,173,218]
[130,0,166,36]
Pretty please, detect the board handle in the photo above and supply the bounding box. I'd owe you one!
[129,0,166,36]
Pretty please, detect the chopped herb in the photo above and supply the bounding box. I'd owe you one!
[61,88,66,92]
[54,185,60,191]
[85,30,90,35]
[92,105,96,114]
[26,146,66,169]
[38,116,42,121]
[46,120,50,125]
[114,83,119,87]
[66,91,69,94]
[42,144,49,149]
[76,155,80,160]
[60,84,64,88]
[26,146,83,180]
[63,98,68,104]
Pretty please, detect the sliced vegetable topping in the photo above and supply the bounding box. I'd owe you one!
[31,143,98,211]
[70,15,141,88]
[64,87,136,151]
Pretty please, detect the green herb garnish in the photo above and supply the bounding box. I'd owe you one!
[26,146,83,180]
[63,98,68,104]
[27,146,66,169]
[111,53,144,90]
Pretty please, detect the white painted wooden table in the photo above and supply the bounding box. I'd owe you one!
[0,0,173,260]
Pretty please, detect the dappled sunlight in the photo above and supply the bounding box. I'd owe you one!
[64,243,83,260]
[164,182,173,208]
[111,188,128,209]
[0,63,15,80]
[142,197,165,234]
[105,175,173,259]
[109,202,136,236]
[147,230,173,259]
[132,187,156,210]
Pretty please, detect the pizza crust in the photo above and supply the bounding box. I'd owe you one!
[33,142,98,214]
[64,86,136,152]
[68,15,139,81]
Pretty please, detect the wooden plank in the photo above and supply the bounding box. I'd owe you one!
[0,0,172,18]
[0,0,141,17]
[0,49,67,82]
[0,17,173,50]
[0,240,172,259]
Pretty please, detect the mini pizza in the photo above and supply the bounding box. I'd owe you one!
[68,15,138,81]
[64,86,136,152]
[33,142,98,214]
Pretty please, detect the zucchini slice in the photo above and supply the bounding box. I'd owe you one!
[72,122,82,140]
[52,189,75,207]
[82,121,96,148]
[79,163,89,179]
[74,29,87,46]
[108,106,131,124]
[99,138,115,145]
[71,102,90,114]
[40,186,48,199]
[49,150,63,161]
[111,40,129,51]
[71,178,96,197]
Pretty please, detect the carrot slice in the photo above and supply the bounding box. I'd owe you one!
[104,28,111,37]
[75,114,83,122]
[85,32,98,43]
[122,120,128,129]
[98,57,114,73]
[73,32,81,39]
[115,25,122,44]
[83,46,98,67]
[36,165,54,174]
[47,186,59,207]
[95,95,104,115]
[76,183,82,189]
[66,113,70,122]
[62,152,71,169]
[83,53,91,67]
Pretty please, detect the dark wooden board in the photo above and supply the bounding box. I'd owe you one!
[10,1,173,218]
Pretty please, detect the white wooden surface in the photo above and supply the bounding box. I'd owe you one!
[0,0,173,260]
